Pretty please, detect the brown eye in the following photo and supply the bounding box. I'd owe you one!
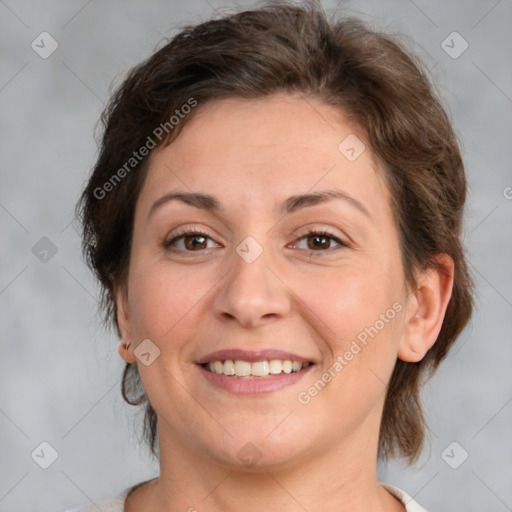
[293,230,347,252]
[307,234,332,250]
[164,230,218,254]
[182,234,208,250]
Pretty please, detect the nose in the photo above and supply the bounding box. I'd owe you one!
[212,243,292,329]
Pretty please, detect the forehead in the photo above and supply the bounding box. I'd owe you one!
[139,94,390,217]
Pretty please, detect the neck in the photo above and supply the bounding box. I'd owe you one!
[128,409,403,512]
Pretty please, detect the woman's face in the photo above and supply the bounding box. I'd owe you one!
[118,94,412,469]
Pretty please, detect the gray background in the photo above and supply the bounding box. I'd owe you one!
[1,0,511,510]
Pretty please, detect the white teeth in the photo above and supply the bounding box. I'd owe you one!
[223,360,235,375]
[205,359,310,377]
[269,359,283,374]
[234,360,251,376]
[251,361,270,377]
[291,361,302,372]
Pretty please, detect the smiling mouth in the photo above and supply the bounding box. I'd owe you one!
[201,359,313,378]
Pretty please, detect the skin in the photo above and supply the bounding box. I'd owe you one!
[115,93,454,512]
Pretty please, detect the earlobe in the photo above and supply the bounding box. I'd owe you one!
[114,284,137,364]
[118,340,136,364]
[398,254,455,363]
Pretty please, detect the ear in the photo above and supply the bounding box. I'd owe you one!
[398,254,455,363]
[114,284,136,364]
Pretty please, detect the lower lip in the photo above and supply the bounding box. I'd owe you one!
[197,364,314,394]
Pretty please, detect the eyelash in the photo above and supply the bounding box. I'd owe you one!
[163,227,348,256]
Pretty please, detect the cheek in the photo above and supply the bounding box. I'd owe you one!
[298,259,405,403]
[292,261,401,345]
[126,259,198,340]
[331,281,404,397]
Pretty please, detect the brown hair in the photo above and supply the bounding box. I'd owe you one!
[77,0,474,464]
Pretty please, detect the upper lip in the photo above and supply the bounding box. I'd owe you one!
[197,349,315,365]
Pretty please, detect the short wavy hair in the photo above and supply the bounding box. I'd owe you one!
[77,1,474,464]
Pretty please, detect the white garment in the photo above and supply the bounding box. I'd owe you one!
[67,481,429,511]
[381,483,429,512]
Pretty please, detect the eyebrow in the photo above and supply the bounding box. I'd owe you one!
[147,189,372,220]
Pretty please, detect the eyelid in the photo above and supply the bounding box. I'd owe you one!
[292,224,349,244]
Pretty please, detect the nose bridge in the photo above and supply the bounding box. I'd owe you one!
[212,234,291,328]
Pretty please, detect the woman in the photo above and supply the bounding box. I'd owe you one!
[72,2,473,511]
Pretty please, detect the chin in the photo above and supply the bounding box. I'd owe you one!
[203,421,315,472]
